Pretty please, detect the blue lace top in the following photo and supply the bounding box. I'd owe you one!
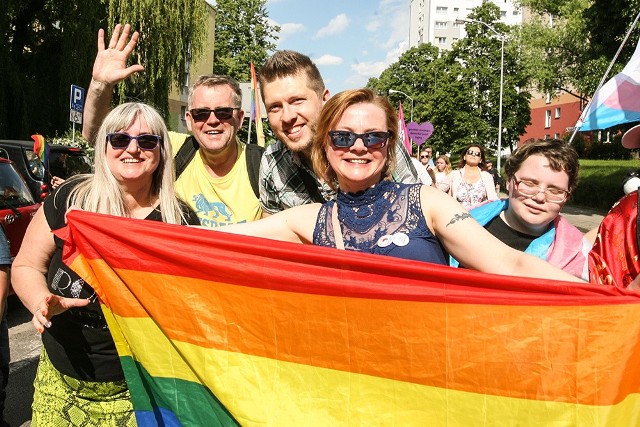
[313,180,448,264]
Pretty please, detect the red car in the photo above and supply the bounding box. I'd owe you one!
[0,157,40,293]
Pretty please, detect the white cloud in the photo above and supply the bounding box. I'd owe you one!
[313,54,343,66]
[315,13,350,39]
[269,18,305,45]
[346,39,409,87]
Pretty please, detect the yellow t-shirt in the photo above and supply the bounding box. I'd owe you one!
[170,133,262,228]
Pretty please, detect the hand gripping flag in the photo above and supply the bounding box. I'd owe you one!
[62,210,640,426]
[578,42,640,131]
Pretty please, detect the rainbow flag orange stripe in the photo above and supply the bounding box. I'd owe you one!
[62,211,640,426]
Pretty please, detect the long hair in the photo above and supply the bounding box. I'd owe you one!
[457,144,487,170]
[61,102,185,224]
[505,138,579,193]
[311,88,398,190]
[436,155,452,174]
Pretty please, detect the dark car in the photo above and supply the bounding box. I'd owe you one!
[0,140,92,201]
[0,158,40,295]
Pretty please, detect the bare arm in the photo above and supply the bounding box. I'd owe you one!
[12,208,89,333]
[420,186,583,282]
[82,24,144,143]
[216,203,321,243]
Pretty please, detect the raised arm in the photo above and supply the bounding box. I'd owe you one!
[82,24,144,143]
[420,186,583,282]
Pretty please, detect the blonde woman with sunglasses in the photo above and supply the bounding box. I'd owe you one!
[449,144,498,209]
[218,89,582,284]
[12,102,199,425]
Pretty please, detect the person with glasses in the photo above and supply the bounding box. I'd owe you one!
[257,50,419,216]
[451,139,590,280]
[12,102,199,425]
[217,89,582,283]
[82,24,263,228]
[419,146,435,168]
[449,144,499,210]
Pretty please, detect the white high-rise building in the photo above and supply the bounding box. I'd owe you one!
[409,0,524,50]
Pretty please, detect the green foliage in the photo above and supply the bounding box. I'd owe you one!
[213,0,279,81]
[50,130,94,162]
[107,0,209,116]
[570,159,638,210]
[370,2,531,159]
[1,0,106,139]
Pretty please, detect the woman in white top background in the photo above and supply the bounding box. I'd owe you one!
[434,155,451,192]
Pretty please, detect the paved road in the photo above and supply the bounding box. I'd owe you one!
[3,204,607,425]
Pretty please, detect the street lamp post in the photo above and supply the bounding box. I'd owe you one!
[455,18,506,171]
[389,89,414,122]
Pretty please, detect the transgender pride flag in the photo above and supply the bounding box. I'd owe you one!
[579,42,640,130]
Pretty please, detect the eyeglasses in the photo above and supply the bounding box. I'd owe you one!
[420,154,431,158]
[513,176,569,203]
[466,150,482,157]
[189,107,240,121]
[328,131,390,149]
[107,133,162,151]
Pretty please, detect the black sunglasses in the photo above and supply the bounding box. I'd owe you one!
[189,107,240,121]
[328,131,390,149]
[466,150,482,157]
[107,132,162,151]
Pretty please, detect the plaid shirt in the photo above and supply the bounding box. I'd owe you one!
[259,140,420,214]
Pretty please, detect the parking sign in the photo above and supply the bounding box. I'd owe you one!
[70,85,85,112]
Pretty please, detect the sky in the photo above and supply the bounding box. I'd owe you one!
[265,0,411,94]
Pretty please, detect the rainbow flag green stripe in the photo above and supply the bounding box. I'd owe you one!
[61,211,640,426]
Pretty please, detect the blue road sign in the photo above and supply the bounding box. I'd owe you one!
[70,85,85,112]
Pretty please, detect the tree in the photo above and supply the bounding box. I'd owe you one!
[212,0,279,81]
[107,0,209,116]
[0,0,105,139]
[369,2,531,158]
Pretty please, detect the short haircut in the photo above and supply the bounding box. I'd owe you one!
[505,138,579,193]
[259,50,325,100]
[311,88,398,190]
[188,74,242,108]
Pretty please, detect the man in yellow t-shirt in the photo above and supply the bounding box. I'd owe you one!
[170,132,261,227]
[82,25,262,228]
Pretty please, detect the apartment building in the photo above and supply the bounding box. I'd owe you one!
[409,0,523,50]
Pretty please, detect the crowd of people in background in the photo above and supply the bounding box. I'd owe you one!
[3,22,640,424]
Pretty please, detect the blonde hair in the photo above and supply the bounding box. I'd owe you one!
[61,102,186,224]
[436,155,452,174]
[311,88,398,190]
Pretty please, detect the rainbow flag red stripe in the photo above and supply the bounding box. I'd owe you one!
[250,62,265,147]
[31,133,48,166]
[62,211,640,426]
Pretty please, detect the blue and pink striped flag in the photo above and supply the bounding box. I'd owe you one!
[579,42,640,131]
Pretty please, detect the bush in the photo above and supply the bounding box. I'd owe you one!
[569,159,639,211]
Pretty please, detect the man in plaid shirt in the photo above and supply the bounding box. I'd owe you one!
[258,51,419,216]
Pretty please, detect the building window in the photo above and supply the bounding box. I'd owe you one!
[501,11,507,17]
[436,6,447,14]
[454,7,459,12]
[435,21,447,29]
[513,9,520,15]
[555,133,561,139]
[555,107,561,118]
[545,93,552,104]
[436,37,447,44]
[453,21,462,28]
[545,110,552,128]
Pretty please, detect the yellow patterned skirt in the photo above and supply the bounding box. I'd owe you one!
[31,349,136,427]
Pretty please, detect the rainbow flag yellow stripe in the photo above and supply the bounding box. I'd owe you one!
[62,211,640,426]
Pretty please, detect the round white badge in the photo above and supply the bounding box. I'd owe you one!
[377,235,393,248]
[392,232,410,247]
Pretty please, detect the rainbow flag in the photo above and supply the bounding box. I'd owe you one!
[31,133,48,167]
[250,62,265,147]
[397,101,412,152]
[578,42,640,131]
[62,210,640,426]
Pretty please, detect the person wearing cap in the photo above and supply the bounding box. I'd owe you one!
[589,124,640,289]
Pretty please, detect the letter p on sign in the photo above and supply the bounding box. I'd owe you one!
[70,85,85,112]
